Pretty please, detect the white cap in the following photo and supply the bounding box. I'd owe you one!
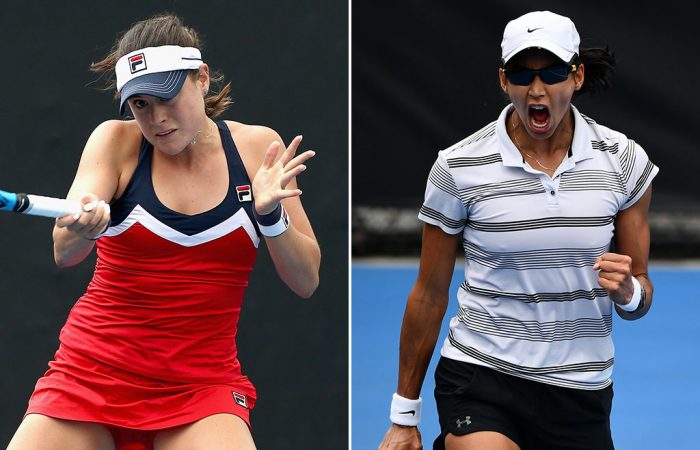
[501,11,580,65]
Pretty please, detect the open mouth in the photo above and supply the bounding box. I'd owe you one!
[156,129,176,137]
[529,105,550,130]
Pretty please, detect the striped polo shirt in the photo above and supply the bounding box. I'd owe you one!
[419,104,658,390]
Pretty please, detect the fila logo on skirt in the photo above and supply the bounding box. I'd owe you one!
[232,391,249,409]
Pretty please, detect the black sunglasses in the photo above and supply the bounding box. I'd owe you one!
[504,64,577,86]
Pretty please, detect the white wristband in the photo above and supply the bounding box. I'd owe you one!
[619,276,642,312]
[254,204,291,237]
[390,393,422,426]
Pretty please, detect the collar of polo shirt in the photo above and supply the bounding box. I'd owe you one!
[496,104,595,169]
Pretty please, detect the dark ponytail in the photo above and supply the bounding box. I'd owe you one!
[573,45,616,96]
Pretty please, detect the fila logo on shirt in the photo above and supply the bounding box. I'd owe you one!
[236,185,252,202]
[232,391,249,409]
[128,53,147,74]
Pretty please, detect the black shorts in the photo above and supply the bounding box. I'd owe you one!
[433,357,614,450]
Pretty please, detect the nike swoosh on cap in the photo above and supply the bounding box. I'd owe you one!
[399,410,416,415]
[527,27,543,32]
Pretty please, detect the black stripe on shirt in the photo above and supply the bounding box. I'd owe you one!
[591,140,620,154]
[428,160,460,198]
[559,170,625,194]
[457,306,613,342]
[419,205,466,229]
[462,241,608,270]
[448,332,614,374]
[451,122,496,151]
[625,160,656,206]
[581,114,597,126]
[447,153,503,168]
[459,178,543,206]
[460,282,610,304]
[467,216,614,232]
[618,140,636,186]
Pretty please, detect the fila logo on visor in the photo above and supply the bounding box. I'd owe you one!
[128,53,147,74]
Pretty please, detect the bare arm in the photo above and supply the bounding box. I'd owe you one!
[397,224,459,397]
[594,185,654,320]
[379,223,460,449]
[235,124,320,298]
[53,121,127,267]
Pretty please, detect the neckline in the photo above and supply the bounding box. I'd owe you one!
[148,121,233,218]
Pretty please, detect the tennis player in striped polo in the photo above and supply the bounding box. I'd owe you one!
[380,10,658,450]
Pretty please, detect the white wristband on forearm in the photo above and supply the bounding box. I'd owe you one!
[390,393,422,426]
[619,276,642,312]
[254,204,291,237]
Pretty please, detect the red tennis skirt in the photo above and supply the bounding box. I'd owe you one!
[26,344,256,449]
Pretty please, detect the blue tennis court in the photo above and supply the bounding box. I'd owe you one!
[352,262,699,449]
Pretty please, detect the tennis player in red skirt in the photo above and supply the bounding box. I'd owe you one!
[7,14,320,450]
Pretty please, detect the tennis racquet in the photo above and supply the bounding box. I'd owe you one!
[0,189,82,218]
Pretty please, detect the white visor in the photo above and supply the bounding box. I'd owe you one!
[116,45,202,92]
[115,46,203,114]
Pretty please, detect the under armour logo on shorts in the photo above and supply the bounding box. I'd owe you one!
[456,416,471,428]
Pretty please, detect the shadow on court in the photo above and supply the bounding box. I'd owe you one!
[352,262,699,450]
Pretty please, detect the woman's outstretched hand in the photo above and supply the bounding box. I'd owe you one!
[252,135,315,215]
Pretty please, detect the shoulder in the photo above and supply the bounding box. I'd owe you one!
[434,120,500,173]
[223,120,285,175]
[442,120,499,157]
[575,110,655,176]
[67,120,142,201]
[79,120,142,169]
[90,119,142,141]
[224,120,282,149]
[575,108,632,148]
[225,120,284,157]
[86,120,142,155]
